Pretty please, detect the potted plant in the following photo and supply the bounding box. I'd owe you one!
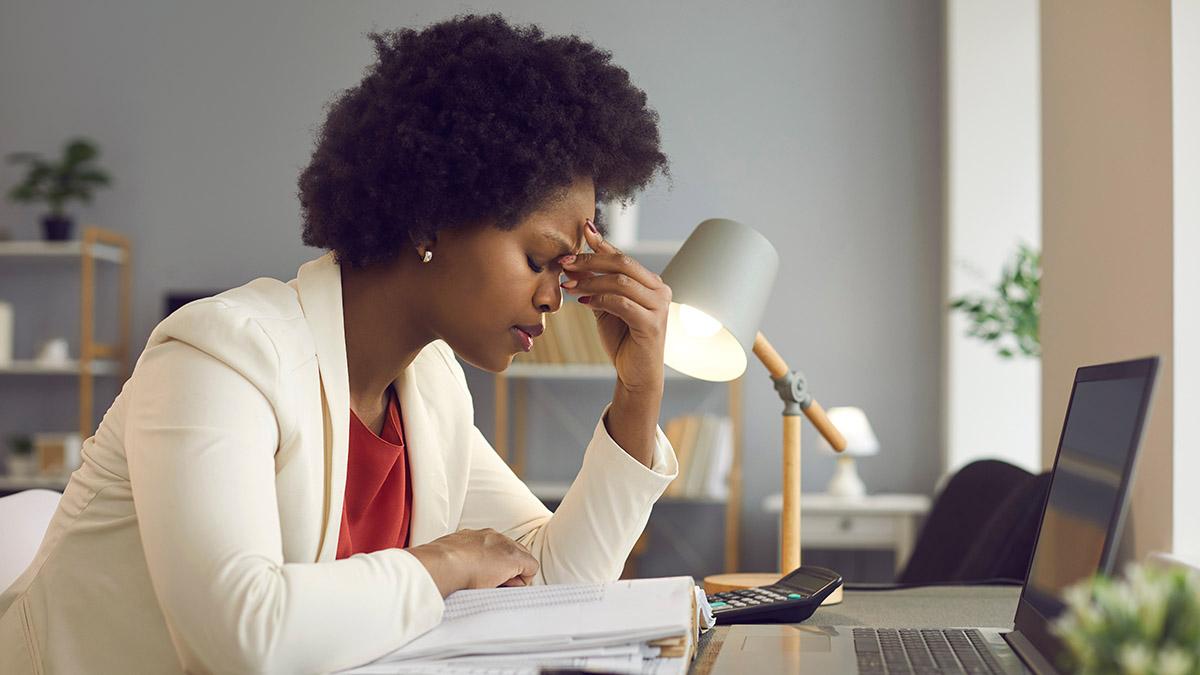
[6,434,36,478]
[949,242,1041,359]
[1055,563,1200,674]
[5,137,112,241]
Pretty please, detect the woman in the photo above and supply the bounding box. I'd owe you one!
[0,14,676,673]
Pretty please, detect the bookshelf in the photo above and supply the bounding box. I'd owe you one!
[491,240,745,573]
[0,226,132,491]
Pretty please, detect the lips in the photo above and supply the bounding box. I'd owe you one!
[514,324,545,338]
[511,323,543,353]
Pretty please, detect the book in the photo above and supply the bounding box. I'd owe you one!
[567,303,597,364]
[663,417,688,497]
[666,415,700,497]
[554,302,583,360]
[684,416,717,497]
[345,576,702,674]
[703,417,734,499]
[579,307,609,363]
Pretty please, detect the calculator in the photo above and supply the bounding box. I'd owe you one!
[706,565,843,625]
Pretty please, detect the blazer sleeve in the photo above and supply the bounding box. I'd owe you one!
[451,355,679,583]
[125,322,443,674]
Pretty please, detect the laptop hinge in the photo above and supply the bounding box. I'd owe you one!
[1004,630,1060,675]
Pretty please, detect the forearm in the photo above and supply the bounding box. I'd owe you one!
[519,404,674,583]
[605,378,664,468]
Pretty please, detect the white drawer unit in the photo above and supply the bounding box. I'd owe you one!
[763,493,932,572]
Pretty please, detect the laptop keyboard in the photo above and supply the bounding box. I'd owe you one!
[852,628,1004,674]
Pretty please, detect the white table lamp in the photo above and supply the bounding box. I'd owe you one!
[661,218,847,592]
[819,407,879,499]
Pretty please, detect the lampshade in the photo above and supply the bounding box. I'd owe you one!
[818,407,879,457]
[661,218,779,382]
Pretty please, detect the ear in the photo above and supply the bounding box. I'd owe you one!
[412,233,438,258]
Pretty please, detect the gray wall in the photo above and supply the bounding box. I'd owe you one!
[0,0,943,576]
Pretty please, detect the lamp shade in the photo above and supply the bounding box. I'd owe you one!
[818,407,879,457]
[661,218,779,381]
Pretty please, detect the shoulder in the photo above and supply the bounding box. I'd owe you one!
[140,277,314,390]
[410,340,473,402]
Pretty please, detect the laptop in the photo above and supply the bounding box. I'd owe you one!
[711,356,1159,675]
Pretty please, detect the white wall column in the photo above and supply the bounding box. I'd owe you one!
[1172,0,1200,564]
[943,0,1041,475]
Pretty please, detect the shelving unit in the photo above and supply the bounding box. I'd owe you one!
[0,226,132,489]
[0,359,123,376]
[490,239,746,573]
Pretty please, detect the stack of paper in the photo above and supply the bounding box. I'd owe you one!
[343,576,701,674]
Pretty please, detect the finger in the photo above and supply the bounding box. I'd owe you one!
[500,576,527,587]
[584,216,620,255]
[579,293,656,332]
[563,252,663,291]
[555,253,595,286]
[560,265,595,284]
[509,546,539,578]
[565,223,663,290]
[562,273,661,312]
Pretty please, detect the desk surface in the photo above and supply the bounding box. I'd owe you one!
[692,585,1022,674]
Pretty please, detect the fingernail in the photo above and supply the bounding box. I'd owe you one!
[560,279,577,289]
[586,218,598,235]
[558,254,576,265]
[578,296,591,304]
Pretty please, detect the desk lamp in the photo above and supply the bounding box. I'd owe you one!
[661,218,848,594]
[819,406,879,499]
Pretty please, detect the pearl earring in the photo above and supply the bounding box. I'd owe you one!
[421,250,433,263]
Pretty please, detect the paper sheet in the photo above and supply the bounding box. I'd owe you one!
[367,576,695,664]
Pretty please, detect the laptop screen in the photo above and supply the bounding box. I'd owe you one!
[1012,357,1158,668]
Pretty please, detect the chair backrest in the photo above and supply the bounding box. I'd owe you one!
[898,459,1034,584]
[0,489,61,591]
[954,471,1052,581]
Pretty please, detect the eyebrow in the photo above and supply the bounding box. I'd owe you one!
[540,230,581,257]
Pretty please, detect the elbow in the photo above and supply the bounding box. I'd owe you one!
[176,562,297,674]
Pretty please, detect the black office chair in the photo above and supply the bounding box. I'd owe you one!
[898,459,1050,584]
[953,472,1052,581]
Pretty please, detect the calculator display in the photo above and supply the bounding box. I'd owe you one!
[779,568,836,593]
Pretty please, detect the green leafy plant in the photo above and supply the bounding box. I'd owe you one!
[1055,564,1200,675]
[949,242,1041,358]
[7,434,33,457]
[6,137,112,216]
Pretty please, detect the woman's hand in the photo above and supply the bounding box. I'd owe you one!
[559,219,672,393]
[408,528,539,597]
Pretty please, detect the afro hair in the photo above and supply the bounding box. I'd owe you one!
[298,13,669,268]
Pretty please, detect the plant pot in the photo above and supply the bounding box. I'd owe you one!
[41,214,74,241]
[6,454,37,478]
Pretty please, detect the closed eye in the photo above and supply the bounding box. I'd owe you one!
[527,256,545,274]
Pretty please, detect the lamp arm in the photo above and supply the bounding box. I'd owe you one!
[752,333,847,451]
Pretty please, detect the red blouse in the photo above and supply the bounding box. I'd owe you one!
[336,387,413,558]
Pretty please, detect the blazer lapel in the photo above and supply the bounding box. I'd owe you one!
[295,253,350,562]
[395,365,450,545]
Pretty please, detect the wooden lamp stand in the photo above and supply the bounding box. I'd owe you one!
[703,332,848,605]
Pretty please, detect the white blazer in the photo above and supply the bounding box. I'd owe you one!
[0,253,677,674]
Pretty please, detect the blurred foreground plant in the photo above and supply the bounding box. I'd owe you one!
[1055,564,1200,675]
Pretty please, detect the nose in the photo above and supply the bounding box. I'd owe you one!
[534,274,563,314]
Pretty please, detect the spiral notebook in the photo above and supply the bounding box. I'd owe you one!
[345,576,700,674]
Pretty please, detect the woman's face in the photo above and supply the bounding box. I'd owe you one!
[425,176,594,372]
